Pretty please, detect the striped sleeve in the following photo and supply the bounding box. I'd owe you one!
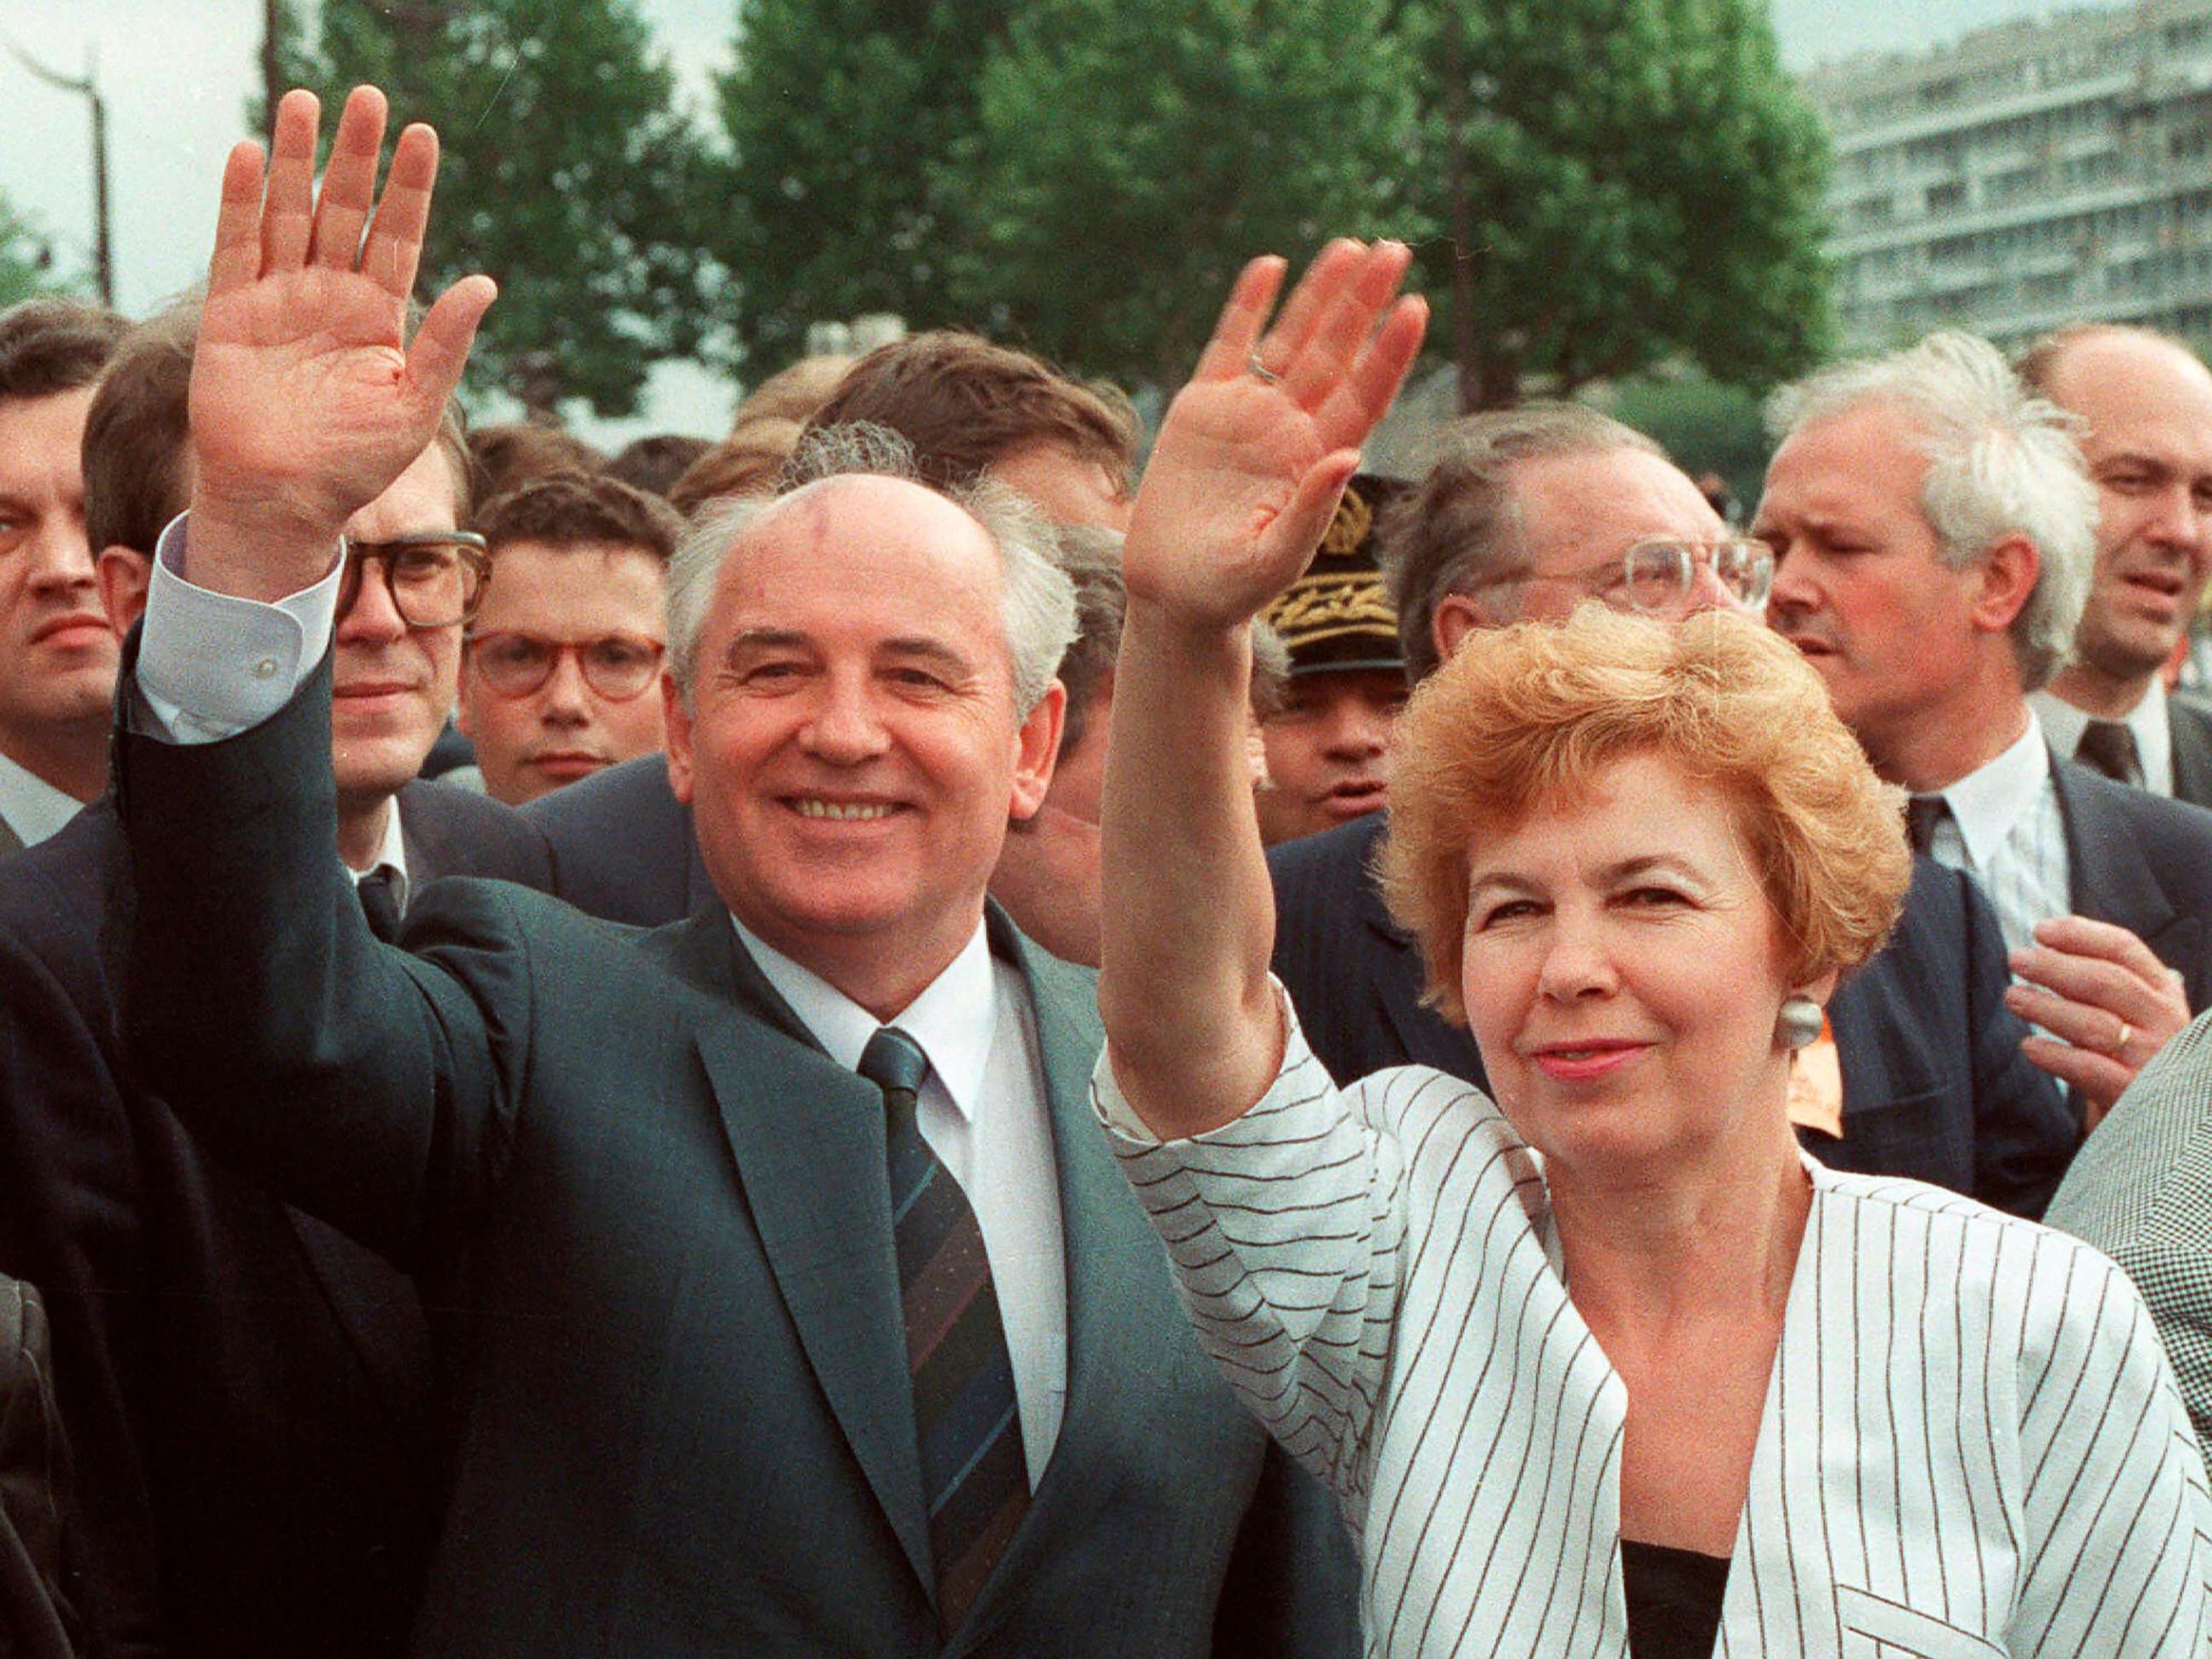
[1094,1002,1413,1516]
[2009,1231,2212,1655]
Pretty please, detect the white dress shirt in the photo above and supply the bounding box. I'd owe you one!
[1917,710,2073,958]
[1097,998,2212,1655]
[2034,679,2175,796]
[737,918,1069,1485]
[0,751,85,850]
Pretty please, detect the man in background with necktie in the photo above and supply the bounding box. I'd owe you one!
[0,295,553,1657]
[1755,330,2212,1127]
[2018,323,2212,804]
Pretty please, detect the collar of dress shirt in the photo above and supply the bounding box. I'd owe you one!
[1935,706,2051,875]
[730,917,997,1125]
[2032,678,2174,795]
[0,750,85,849]
[348,798,410,911]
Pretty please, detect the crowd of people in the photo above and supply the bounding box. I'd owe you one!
[1,78,2212,1656]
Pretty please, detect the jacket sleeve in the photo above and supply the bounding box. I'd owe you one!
[114,652,521,1272]
[1957,866,2080,1219]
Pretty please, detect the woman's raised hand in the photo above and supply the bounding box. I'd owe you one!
[1123,240,1426,632]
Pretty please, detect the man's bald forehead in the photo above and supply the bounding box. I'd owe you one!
[2034,325,2212,401]
[741,469,997,558]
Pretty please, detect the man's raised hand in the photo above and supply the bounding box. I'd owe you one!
[1123,240,1426,634]
[187,86,495,601]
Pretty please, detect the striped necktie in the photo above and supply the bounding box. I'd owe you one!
[858,1026,1029,1637]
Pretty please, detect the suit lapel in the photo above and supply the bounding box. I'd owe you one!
[955,917,1142,1647]
[0,816,24,861]
[660,907,935,1590]
[2170,698,2212,809]
[2052,758,2180,944]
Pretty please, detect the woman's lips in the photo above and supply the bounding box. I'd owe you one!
[1527,1040,1650,1082]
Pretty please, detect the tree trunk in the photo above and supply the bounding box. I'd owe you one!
[1444,25,1480,416]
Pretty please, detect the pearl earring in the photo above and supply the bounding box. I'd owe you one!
[1776,995,1824,1051]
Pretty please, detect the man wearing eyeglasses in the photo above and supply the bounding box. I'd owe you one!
[0,296,554,1658]
[455,474,680,806]
[1271,402,2078,1215]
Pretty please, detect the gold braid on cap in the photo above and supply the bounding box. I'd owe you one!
[1267,570,1397,647]
[1320,485,1373,556]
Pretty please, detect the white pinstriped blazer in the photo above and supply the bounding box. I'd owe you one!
[1097,1007,2212,1657]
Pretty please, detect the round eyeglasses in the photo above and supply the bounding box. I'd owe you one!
[467,631,667,701]
[1515,536,1775,616]
[337,532,491,629]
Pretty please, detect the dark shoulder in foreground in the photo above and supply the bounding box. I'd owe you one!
[398,778,555,889]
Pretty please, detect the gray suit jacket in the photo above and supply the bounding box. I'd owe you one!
[2170,692,2212,810]
[2047,1008,2212,1453]
[117,658,1355,1657]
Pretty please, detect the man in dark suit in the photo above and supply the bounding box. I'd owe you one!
[114,86,1357,1655]
[0,299,129,858]
[1758,330,2212,1125]
[0,1274,82,1659]
[0,297,555,1657]
[2018,324,2212,807]
[532,336,1143,955]
[1276,403,2075,1214]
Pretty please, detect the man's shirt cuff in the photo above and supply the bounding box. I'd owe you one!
[135,512,344,743]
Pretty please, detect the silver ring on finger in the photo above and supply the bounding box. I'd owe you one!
[2113,1019,2134,1056]
[1246,350,1282,385]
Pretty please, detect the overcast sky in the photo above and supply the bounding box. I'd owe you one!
[0,0,2117,441]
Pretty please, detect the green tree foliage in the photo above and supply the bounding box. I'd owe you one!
[716,0,1015,372]
[269,0,712,419]
[0,195,63,310]
[1406,0,1833,410]
[945,0,1418,388]
[1606,371,1771,517]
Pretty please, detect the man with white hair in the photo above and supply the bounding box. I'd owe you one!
[1755,331,2212,1122]
[109,86,1362,1653]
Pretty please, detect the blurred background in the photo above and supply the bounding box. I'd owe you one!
[0,0,2193,511]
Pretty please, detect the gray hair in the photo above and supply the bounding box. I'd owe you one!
[666,423,1079,716]
[1766,331,2096,691]
[1380,403,1666,683]
[1048,523,1127,755]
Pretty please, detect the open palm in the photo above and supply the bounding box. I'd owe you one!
[1125,241,1427,631]
[190,86,493,563]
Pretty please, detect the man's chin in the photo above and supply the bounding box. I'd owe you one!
[332,737,439,811]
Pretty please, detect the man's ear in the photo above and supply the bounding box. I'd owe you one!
[1431,593,1491,665]
[1009,680,1066,824]
[96,547,152,634]
[661,671,695,806]
[1969,533,2041,635]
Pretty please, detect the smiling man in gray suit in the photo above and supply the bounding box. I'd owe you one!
[114,86,1357,1655]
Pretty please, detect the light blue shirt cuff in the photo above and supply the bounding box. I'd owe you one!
[135,513,344,744]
